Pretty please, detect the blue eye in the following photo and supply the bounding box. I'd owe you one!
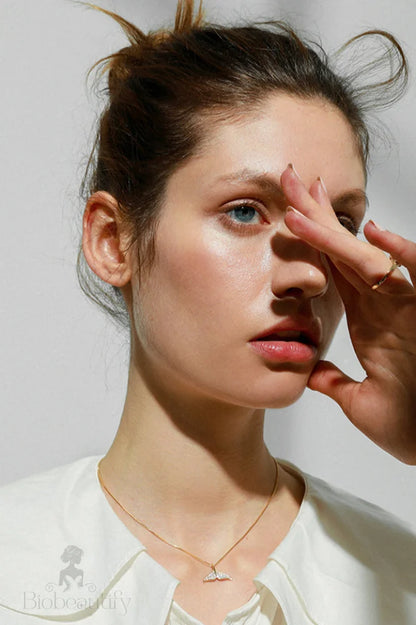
[227,205,261,224]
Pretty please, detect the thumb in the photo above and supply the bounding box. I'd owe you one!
[308,360,358,415]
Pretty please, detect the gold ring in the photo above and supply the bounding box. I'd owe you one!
[371,255,402,291]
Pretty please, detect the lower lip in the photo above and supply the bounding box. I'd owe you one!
[249,340,317,363]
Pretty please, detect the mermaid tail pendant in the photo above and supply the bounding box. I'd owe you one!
[203,566,232,582]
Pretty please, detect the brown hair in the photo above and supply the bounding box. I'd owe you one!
[77,0,408,327]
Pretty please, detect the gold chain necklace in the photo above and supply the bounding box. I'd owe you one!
[97,456,279,582]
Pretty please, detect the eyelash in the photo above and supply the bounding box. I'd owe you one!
[221,202,267,233]
[336,213,361,237]
[222,203,361,237]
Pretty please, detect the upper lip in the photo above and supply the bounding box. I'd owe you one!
[250,317,322,347]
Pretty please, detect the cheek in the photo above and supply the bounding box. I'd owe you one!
[130,221,269,378]
[150,223,266,320]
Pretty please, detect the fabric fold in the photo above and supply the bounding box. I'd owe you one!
[0,455,415,624]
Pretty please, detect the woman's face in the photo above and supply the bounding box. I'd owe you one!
[128,93,366,409]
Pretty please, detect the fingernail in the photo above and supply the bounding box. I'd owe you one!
[368,219,384,231]
[286,205,305,218]
[287,163,300,178]
[317,176,328,194]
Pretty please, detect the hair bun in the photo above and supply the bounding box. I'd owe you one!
[87,1,205,99]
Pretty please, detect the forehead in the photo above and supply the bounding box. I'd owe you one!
[179,93,365,195]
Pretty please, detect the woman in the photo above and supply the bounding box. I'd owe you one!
[0,1,415,623]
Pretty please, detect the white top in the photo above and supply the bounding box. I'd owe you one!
[0,455,415,624]
[169,585,285,624]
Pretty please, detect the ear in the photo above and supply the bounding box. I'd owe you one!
[82,191,133,287]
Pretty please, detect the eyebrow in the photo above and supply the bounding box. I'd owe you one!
[213,169,369,211]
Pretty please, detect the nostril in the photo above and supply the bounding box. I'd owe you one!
[272,273,328,300]
[282,287,304,298]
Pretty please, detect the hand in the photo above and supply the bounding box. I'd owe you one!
[281,164,416,464]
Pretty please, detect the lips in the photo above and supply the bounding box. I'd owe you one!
[248,319,322,364]
[250,319,321,348]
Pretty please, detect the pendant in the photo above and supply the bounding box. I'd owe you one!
[203,566,232,582]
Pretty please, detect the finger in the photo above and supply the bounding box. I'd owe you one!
[364,220,416,287]
[281,165,337,227]
[330,260,367,296]
[296,172,370,294]
[285,206,411,294]
[308,360,358,416]
[309,177,334,213]
[283,165,362,239]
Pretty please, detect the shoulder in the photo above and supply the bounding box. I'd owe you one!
[281,457,415,533]
[298,463,416,583]
[272,460,416,624]
[0,455,102,560]
[0,455,100,516]
[305,467,415,535]
[0,455,146,619]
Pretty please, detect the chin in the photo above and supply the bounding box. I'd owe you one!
[257,388,307,410]
[263,388,307,409]
[231,372,310,410]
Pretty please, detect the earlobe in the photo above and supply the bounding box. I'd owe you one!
[82,191,132,287]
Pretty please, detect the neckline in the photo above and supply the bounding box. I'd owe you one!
[93,453,311,567]
[170,586,263,624]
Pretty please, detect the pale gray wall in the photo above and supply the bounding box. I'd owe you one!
[1,0,415,524]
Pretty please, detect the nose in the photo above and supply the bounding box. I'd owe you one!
[269,229,329,300]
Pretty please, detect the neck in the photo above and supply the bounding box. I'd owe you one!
[99,363,277,544]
